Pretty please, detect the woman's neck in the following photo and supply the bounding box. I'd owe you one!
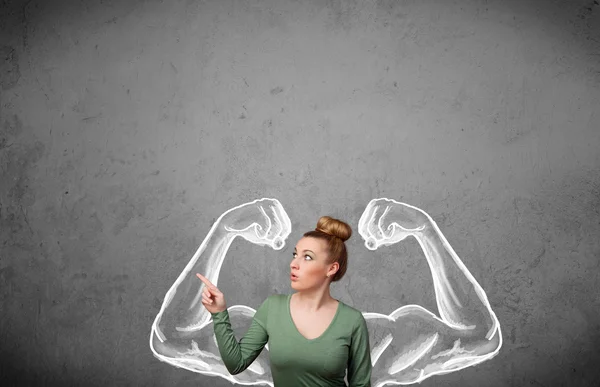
[293,286,337,311]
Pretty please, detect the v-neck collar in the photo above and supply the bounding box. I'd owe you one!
[286,293,342,342]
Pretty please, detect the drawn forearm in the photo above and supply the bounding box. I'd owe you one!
[415,218,498,337]
[149,199,292,386]
[155,222,235,340]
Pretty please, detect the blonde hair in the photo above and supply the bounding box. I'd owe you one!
[303,216,352,282]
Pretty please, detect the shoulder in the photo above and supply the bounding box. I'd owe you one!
[258,294,289,309]
[338,301,367,329]
[339,300,364,318]
[255,294,288,325]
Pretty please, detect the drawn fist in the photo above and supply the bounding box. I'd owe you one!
[358,198,428,250]
[220,198,292,250]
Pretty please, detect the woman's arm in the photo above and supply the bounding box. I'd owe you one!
[347,313,373,387]
[358,198,502,386]
[211,297,271,375]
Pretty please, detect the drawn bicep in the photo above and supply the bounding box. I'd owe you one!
[366,305,501,386]
[151,305,273,385]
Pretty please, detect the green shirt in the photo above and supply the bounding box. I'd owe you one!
[211,294,372,386]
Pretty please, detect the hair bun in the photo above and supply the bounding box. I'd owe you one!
[315,216,352,242]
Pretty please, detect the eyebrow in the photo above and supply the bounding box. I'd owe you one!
[294,248,315,254]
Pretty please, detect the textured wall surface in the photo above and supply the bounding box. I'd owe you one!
[1,0,599,386]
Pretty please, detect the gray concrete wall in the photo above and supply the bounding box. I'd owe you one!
[1,0,599,386]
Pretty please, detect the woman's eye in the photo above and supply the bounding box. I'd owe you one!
[292,252,311,261]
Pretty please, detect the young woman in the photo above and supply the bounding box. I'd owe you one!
[197,215,372,386]
[150,198,501,387]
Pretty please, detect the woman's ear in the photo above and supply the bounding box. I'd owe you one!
[327,262,339,277]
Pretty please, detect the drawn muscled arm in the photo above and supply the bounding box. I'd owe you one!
[149,198,291,386]
[358,198,502,387]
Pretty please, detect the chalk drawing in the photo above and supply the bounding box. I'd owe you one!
[150,198,291,385]
[358,198,502,386]
[150,198,501,386]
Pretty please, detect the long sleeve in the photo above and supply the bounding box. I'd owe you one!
[347,314,372,387]
[210,297,270,375]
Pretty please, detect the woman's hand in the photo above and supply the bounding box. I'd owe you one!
[196,273,227,314]
[219,198,292,250]
[358,198,429,250]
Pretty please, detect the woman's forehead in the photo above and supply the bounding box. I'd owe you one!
[294,237,327,253]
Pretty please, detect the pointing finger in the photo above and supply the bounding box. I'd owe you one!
[196,273,216,289]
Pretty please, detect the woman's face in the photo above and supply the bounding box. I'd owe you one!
[290,237,336,291]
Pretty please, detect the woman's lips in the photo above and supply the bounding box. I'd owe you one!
[290,273,298,281]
